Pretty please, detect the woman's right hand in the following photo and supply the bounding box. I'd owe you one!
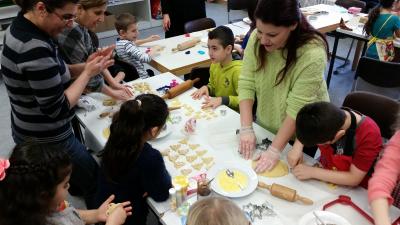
[85,47,115,77]
[163,14,171,31]
[239,130,256,160]
[110,89,132,101]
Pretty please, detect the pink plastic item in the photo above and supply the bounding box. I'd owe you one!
[184,118,197,135]
[348,7,361,15]
[170,79,179,88]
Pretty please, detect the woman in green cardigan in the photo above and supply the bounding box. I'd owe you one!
[238,0,329,173]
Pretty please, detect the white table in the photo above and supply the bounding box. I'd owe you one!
[76,72,400,225]
[140,21,250,76]
[302,4,352,33]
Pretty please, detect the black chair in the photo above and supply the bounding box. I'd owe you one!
[184,18,216,33]
[343,91,400,139]
[186,67,210,89]
[331,0,366,74]
[227,0,248,23]
[352,57,400,100]
[111,57,140,82]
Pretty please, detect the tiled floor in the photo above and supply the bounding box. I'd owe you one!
[0,2,357,223]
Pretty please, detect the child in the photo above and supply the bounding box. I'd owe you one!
[191,26,242,111]
[187,197,249,225]
[368,113,400,225]
[364,0,400,60]
[57,0,133,100]
[114,13,163,79]
[96,94,172,225]
[288,102,382,188]
[0,141,131,225]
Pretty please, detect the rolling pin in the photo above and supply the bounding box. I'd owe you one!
[172,37,201,52]
[162,78,200,99]
[258,182,313,205]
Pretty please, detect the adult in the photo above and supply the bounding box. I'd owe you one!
[238,0,329,172]
[1,0,113,207]
[57,0,132,100]
[161,0,206,38]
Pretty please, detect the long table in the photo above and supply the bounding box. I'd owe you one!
[143,4,351,77]
[76,72,400,225]
[141,21,250,76]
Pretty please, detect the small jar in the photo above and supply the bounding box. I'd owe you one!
[197,178,211,200]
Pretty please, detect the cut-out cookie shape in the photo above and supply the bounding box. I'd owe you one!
[186,154,197,163]
[181,168,192,176]
[195,150,207,157]
[192,162,203,170]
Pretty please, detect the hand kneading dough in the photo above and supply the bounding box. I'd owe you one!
[252,160,289,177]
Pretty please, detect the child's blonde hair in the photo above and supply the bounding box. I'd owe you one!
[115,13,137,34]
[187,197,249,225]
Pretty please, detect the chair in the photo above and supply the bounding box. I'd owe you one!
[112,58,140,82]
[342,91,400,139]
[331,0,366,74]
[352,57,400,100]
[227,0,248,23]
[186,67,210,89]
[184,18,216,33]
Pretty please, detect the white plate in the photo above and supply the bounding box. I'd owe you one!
[242,17,251,25]
[208,162,258,198]
[299,211,352,225]
[156,122,173,139]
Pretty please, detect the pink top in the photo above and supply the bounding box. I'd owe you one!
[368,131,400,205]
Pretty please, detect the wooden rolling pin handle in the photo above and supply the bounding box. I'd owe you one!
[258,181,271,190]
[295,194,314,205]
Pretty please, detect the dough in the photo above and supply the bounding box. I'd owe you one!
[102,127,110,139]
[253,160,289,178]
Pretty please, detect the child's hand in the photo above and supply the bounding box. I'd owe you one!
[201,96,222,109]
[148,46,163,57]
[292,164,314,180]
[105,203,132,225]
[287,147,303,168]
[147,35,160,42]
[96,195,132,223]
[191,86,209,99]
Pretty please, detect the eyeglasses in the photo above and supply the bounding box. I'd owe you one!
[52,10,77,23]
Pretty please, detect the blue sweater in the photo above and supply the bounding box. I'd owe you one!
[96,143,172,225]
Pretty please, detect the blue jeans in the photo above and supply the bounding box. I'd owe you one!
[13,132,99,208]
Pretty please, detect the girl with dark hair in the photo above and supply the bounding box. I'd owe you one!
[369,113,400,225]
[364,0,400,60]
[96,94,172,225]
[0,142,131,225]
[238,0,329,173]
[2,0,114,208]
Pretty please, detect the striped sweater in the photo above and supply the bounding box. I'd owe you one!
[115,39,150,79]
[1,12,74,143]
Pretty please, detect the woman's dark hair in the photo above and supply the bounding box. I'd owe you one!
[364,0,395,35]
[13,0,79,13]
[0,141,72,225]
[101,94,169,182]
[296,102,346,147]
[254,0,328,85]
[247,0,258,31]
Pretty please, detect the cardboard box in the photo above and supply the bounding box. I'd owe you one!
[94,14,116,33]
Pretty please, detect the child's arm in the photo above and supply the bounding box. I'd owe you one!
[135,35,161,46]
[287,139,304,168]
[292,163,366,186]
[124,41,153,63]
[77,195,132,225]
[371,198,392,225]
